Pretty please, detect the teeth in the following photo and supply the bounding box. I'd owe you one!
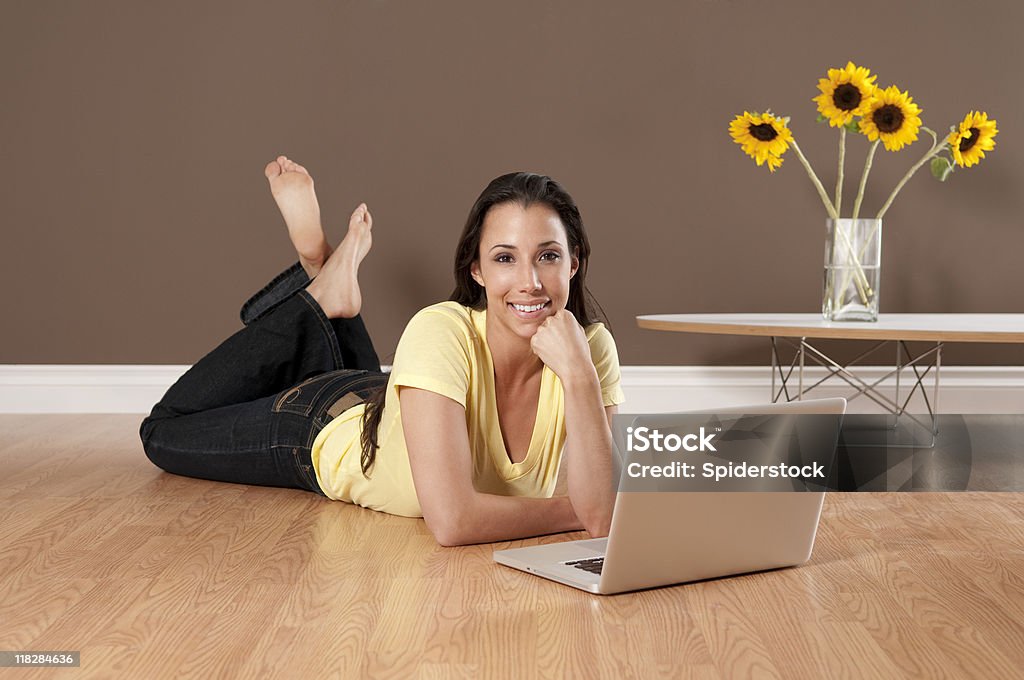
[512,302,546,312]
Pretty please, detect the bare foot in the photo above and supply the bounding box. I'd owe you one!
[305,203,373,318]
[264,155,332,278]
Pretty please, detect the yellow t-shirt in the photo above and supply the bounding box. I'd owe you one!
[310,301,625,517]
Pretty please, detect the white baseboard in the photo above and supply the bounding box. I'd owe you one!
[0,365,194,415]
[2,365,1023,415]
[617,366,1024,414]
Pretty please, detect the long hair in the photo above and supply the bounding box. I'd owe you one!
[359,172,606,476]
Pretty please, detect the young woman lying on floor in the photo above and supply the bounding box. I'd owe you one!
[140,157,623,546]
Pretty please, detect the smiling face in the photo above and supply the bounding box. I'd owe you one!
[470,201,579,343]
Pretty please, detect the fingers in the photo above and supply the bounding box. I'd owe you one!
[543,309,579,328]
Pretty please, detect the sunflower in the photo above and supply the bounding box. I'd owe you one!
[729,111,793,172]
[813,62,877,128]
[858,86,922,152]
[948,111,998,168]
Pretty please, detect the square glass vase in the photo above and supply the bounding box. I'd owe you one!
[823,218,881,322]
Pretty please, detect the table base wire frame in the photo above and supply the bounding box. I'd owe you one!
[770,336,942,448]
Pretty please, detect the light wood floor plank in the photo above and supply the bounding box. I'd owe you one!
[1,415,1022,679]
[692,583,786,680]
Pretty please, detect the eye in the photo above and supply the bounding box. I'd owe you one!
[540,251,561,262]
[494,253,514,264]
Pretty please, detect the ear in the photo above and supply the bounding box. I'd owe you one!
[569,247,580,280]
[470,260,484,287]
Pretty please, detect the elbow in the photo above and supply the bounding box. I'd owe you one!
[574,502,614,539]
[424,505,474,547]
[583,516,612,539]
[431,523,464,547]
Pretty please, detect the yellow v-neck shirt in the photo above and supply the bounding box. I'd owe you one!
[310,302,625,517]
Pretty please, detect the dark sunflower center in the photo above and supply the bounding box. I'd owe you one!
[872,104,904,133]
[749,123,778,142]
[959,127,981,152]
[832,84,862,111]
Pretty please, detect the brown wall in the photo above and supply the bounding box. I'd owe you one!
[2,0,1022,366]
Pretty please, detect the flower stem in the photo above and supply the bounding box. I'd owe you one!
[834,139,880,303]
[835,127,846,217]
[851,128,947,274]
[834,220,873,306]
[875,127,946,220]
[790,140,838,219]
[851,140,879,222]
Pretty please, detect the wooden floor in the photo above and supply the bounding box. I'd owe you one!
[1,415,1023,679]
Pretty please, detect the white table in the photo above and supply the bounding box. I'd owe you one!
[636,314,1024,437]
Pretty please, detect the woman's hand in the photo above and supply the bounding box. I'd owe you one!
[530,309,595,383]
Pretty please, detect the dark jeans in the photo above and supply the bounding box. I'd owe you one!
[139,262,388,495]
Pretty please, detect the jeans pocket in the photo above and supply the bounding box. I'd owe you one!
[272,374,325,414]
[273,370,386,417]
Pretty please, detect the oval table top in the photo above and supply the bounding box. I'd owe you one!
[635,313,1024,343]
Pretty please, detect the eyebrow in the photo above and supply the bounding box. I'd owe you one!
[488,241,564,252]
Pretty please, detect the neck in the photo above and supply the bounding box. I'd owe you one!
[486,325,543,385]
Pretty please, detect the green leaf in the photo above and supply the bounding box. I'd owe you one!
[817,114,826,123]
[844,119,860,134]
[930,156,954,182]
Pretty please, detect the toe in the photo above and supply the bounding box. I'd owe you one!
[264,160,282,179]
[350,204,366,224]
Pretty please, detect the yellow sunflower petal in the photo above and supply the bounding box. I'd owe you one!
[949,111,998,168]
[813,62,877,128]
[859,85,922,152]
[729,111,794,171]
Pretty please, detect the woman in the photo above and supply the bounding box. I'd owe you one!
[140,156,624,546]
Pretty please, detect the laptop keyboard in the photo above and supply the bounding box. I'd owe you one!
[564,557,604,575]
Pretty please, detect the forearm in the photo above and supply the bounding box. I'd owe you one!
[436,493,583,546]
[562,369,616,537]
[401,387,585,548]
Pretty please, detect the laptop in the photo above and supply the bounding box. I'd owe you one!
[493,397,847,594]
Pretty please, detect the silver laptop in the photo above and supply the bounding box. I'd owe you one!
[493,397,847,594]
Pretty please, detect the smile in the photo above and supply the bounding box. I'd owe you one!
[508,301,550,317]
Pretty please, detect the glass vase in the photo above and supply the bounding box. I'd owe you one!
[823,218,881,322]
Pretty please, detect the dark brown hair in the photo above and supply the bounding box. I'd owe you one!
[359,172,606,476]
[448,172,603,323]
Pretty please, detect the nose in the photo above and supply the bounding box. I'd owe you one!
[518,263,542,292]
